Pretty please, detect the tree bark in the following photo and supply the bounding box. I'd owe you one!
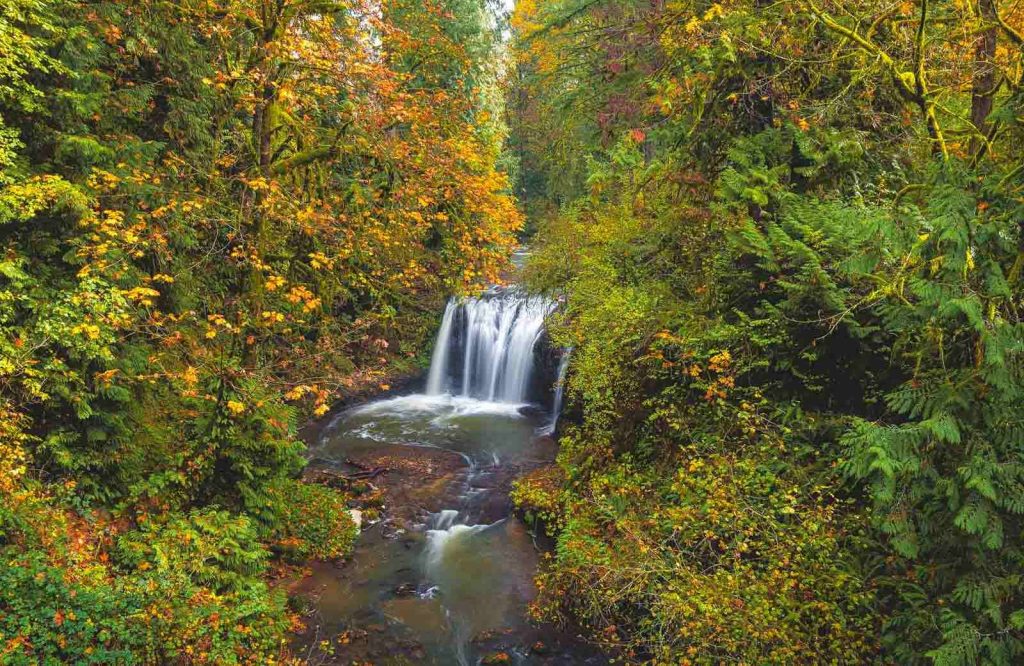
[970,0,998,158]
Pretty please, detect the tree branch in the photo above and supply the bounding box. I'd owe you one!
[806,0,947,158]
[994,1,1024,46]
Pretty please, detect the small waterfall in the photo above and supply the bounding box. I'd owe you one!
[540,349,572,436]
[427,288,556,404]
[425,301,457,395]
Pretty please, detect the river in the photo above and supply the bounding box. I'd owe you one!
[295,253,603,665]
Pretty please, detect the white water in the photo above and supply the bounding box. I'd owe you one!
[540,350,572,436]
[425,300,457,395]
[427,288,556,404]
[424,522,492,571]
[351,393,528,420]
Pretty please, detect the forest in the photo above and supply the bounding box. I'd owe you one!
[2,0,1024,664]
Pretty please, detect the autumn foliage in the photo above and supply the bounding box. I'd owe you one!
[1,0,518,661]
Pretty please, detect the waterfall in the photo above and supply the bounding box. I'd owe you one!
[541,349,572,435]
[426,288,555,404]
[425,301,457,394]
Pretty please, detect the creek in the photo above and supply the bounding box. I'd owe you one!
[298,253,603,665]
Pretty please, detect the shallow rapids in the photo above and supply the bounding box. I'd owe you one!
[301,393,601,664]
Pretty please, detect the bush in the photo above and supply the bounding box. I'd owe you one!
[267,478,358,561]
[0,548,290,665]
[115,508,270,593]
[511,465,566,533]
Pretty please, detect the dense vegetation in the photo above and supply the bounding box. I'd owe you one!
[509,0,1024,663]
[0,0,518,662]
[7,0,1024,662]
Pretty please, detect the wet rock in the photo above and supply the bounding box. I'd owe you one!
[517,404,546,418]
[393,582,417,597]
[399,531,425,548]
[472,629,499,643]
[302,467,352,489]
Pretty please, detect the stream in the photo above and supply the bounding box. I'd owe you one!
[297,254,603,665]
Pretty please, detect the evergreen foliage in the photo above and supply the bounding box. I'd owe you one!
[511,0,1024,662]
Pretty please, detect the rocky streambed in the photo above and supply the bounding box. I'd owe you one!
[289,395,604,665]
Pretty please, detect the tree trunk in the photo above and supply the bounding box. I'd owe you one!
[970,0,998,157]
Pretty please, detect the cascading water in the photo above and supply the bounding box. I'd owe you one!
[540,349,572,436]
[301,257,600,665]
[425,300,457,396]
[426,288,556,404]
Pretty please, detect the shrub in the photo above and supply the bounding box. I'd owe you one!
[0,548,290,665]
[267,478,358,561]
